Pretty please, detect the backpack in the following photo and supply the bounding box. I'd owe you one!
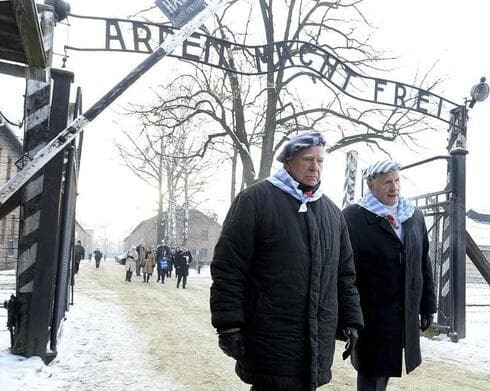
[159,258,168,270]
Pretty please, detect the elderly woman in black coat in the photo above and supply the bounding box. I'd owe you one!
[343,160,436,391]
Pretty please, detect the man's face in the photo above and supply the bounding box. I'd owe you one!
[285,146,324,186]
[368,170,400,206]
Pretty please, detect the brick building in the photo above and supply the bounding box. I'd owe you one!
[123,208,222,265]
[0,113,22,270]
[74,221,94,257]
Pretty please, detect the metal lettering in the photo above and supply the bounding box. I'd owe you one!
[182,32,201,61]
[416,90,430,114]
[374,79,387,102]
[105,20,126,51]
[132,22,153,53]
[65,14,464,127]
[394,83,407,107]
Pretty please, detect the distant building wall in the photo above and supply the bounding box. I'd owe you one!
[0,115,22,270]
[74,221,94,256]
[123,217,158,251]
[184,209,221,265]
[123,209,221,264]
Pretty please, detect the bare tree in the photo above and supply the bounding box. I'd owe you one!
[114,106,212,245]
[132,0,445,189]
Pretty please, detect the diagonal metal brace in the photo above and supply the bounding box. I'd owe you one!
[0,0,233,209]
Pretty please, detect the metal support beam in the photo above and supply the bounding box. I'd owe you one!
[445,105,468,341]
[342,151,358,208]
[13,7,54,358]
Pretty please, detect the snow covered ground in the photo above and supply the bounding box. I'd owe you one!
[0,261,489,390]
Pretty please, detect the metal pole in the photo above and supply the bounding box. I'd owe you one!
[443,105,467,341]
[449,106,467,340]
[13,7,55,358]
[342,151,358,208]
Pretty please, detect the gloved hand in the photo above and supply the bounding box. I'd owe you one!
[420,314,433,331]
[342,327,358,360]
[218,329,245,360]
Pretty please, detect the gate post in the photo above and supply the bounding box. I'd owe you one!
[13,7,55,359]
[444,105,467,341]
[342,151,358,208]
[49,68,74,353]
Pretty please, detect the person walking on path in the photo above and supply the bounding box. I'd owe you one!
[136,244,145,276]
[73,240,85,274]
[342,160,436,391]
[210,131,363,391]
[174,247,191,289]
[156,240,171,282]
[93,248,103,269]
[125,247,138,282]
[142,246,156,283]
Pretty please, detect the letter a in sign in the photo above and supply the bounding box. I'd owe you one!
[155,0,206,27]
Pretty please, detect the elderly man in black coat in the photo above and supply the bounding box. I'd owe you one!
[210,131,363,391]
[342,160,437,391]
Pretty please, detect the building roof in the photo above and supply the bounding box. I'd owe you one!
[467,209,490,248]
[467,209,490,224]
[0,0,47,78]
[0,112,22,151]
[123,208,221,242]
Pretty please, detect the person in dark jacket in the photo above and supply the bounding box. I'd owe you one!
[73,240,85,274]
[342,160,437,391]
[174,246,192,288]
[210,131,363,391]
[156,240,171,282]
[93,248,103,269]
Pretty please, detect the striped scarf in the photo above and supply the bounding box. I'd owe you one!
[359,191,414,224]
[267,168,323,213]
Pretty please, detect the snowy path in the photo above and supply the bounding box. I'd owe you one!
[1,261,489,390]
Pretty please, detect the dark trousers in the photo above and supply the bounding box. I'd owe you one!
[250,383,309,391]
[177,274,187,288]
[95,259,101,268]
[357,373,389,391]
[125,270,133,282]
[157,269,166,283]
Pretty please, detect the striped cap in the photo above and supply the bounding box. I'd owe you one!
[362,160,401,180]
[277,131,326,162]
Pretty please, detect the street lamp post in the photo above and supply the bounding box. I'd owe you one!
[443,77,488,341]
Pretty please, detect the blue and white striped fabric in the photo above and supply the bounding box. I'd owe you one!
[276,131,326,162]
[359,191,414,223]
[267,168,323,213]
[362,160,401,180]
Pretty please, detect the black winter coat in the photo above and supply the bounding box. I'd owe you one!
[210,181,363,389]
[174,252,190,276]
[342,205,436,377]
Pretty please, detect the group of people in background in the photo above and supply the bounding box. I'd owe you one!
[73,240,105,272]
[124,241,193,288]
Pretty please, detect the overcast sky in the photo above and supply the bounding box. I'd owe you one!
[1,0,489,244]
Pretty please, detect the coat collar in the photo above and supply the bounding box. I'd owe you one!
[362,206,411,243]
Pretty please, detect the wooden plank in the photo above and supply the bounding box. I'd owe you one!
[466,230,490,285]
[11,0,45,67]
[0,60,46,81]
[0,30,27,65]
[0,1,19,34]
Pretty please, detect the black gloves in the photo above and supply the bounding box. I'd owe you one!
[420,314,433,331]
[342,327,358,360]
[218,329,245,360]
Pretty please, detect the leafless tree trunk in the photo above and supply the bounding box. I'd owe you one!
[132,0,445,187]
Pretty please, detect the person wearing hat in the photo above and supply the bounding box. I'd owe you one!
[342,160,436,390]
[210,131,363,391]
